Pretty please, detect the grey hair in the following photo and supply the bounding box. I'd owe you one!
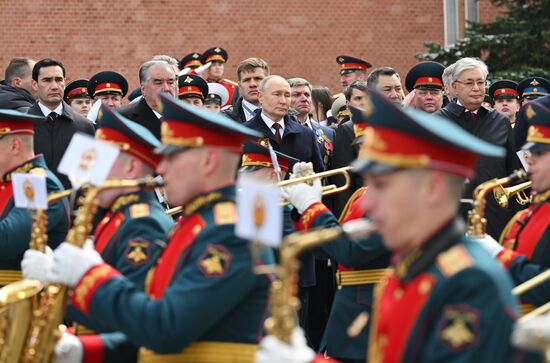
[151,55,179,68]
[139,60,174,84]
[259,75,288,92]
[442,63,456,86]
[287,78,311,92]
[449,58,488,82]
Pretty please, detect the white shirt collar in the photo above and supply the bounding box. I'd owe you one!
[456,100,478,114]
[242,99,259,121]
[261,112,285,136]
[153,110,162,119]
[38,102,63,117]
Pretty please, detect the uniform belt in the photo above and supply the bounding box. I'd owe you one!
[73,323,96,335]
[0,270,22,286]
[336,268,390,287]
[139,341,258,363]
[520,303,536,316]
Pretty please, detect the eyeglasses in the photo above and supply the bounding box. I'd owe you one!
[454,80,487,88]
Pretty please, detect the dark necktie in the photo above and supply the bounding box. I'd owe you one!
[272,122,282,144]
[465,110,477,121]
[253,108,262,116]
[48,112,58,125]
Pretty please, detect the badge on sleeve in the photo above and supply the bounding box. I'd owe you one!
[438,305,479,351]
[198,244,232,277]
[125,239,151,266]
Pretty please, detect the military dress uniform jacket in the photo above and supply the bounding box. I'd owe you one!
[117,98,161,140]
[66,190,174,362]
[293,201,391,360]
[244,113,325,174]
[67,185,275,363]
[309,119,335,170]
[369,218,521,363]
[514,95,550,150]
[0,155,69,282]
[27,101,95,189]
[496,190,550,308]
[435,103,525,239]
[328,120,363,218]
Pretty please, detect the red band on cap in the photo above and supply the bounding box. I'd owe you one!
[67,87,88,99]
[340,62,368,71]
[204,55,225,63]
[94,82,122,96]
[414,76,443,88]
[496,88,519,97]
[96,127,161,169]
[184,60,202,68]
[241,153,289,171]
[0,120,35,135]
[361,126,477,178]
[178,85,204,98]
[161,119,245,152]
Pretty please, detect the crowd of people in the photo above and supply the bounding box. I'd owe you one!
[0,47,550,363]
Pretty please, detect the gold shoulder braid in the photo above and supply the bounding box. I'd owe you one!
[111,194,140,213]
[532,189,550,205]
[184,192,223,216]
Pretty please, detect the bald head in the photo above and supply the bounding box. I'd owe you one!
[258,75,291,120]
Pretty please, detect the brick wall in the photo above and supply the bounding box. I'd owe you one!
[1,0,501,98]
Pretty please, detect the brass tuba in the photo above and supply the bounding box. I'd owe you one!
[264,219,374,342]
[0,189,71,363]
[493,180,532,209]
[466,170,528,237]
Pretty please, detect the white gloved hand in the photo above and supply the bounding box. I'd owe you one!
[511,314,550,352]
[47,242,103,288]
[290,162,315,179]
[472,234,504,258]
[255,327,315,363]
[283,178,322,214]
[53,332,83,363]
[21,246,53,285]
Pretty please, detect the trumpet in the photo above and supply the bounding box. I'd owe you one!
[278,166,351,205]
[512,269,550,323]
[493,181,532,209]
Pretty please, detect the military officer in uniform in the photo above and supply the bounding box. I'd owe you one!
[0,110,69,286]
[178,52,202,72]
[88,71,129,109]
[63,79,92,116]
[474,101,550,312]
[47,94,274,363]
[488,79,520,127]
[336,55,372,92]
[22,104,175,362]
[404,61,445,113]
[514,76,550,150]
[201,47,238,107]
[257,90,522,363]
[177,74,209,107]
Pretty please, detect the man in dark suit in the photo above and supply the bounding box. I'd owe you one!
[435,57,524,240]
[288,77,335,169]
[118,60,177,139]
[223,58,270,123]
[243,75,324,173]
[27,58,95,189]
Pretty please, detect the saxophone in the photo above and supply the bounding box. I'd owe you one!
[466,169,528,237]
[0,190,71,363]
[264,219,374,342]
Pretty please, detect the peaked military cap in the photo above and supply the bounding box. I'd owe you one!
[241,140,299,172]
[405,61,445,92]
[352,90,505,177]
[202,47,228,64]
[204,83,229,106]
[178,74,209,100]
[64,79,90,102]
[178,52,203,70]
[517,77,550,100]
[156,93,262,155]
[88,71,129,98]
[95,104,161,168]
[521,102,550,152]
[488,80,519,100]
[336,55,372,75]
[0,109,44,137]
